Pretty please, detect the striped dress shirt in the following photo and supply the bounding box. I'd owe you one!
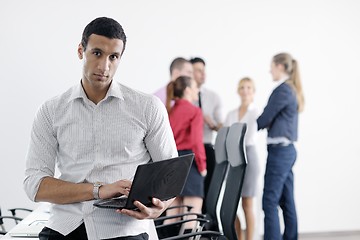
[24,81,178,240]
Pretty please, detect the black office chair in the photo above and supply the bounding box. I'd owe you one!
[0,205,33,234]
[0,207,24,235]
[202,126,230,231]
[8,208,32,223]
[155,127,230,237]
[159,122,248,240]
[220,122,248,239]
[0,216,23,235]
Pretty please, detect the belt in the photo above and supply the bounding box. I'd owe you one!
[267,142,292,147]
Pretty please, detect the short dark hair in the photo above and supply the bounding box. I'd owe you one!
[190,57,206,65]
[169,57,190,75]
[81,17,127,53]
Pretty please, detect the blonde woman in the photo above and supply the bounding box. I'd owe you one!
[257,53,304,240]
[224,77,260,240]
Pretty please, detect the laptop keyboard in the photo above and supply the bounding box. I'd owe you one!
[111,197,128,207]
[95,197,128,208]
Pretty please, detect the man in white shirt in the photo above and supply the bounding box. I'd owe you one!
[190,57,223,213]
[24,17,177,240]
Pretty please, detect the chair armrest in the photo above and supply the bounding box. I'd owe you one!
[161,230,228,240]
[156,218,209,230]
[156,217,209,239]
[0,215,23,225]
[166,205,193,212]
[155,212,206,223]
[8,208,33,217]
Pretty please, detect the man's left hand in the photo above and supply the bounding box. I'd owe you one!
[117,197,175,219]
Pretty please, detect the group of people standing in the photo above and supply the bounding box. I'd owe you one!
[155,53,304,240]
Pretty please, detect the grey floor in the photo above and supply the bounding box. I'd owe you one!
[298,231,360,240]
[250,231,360,240]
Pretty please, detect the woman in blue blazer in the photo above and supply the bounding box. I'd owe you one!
[257,53,304,240]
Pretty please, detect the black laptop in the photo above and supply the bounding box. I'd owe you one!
[93,153,194,210]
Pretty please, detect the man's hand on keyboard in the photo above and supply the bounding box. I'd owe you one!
[99,179,132,199]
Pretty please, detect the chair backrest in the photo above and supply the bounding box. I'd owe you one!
[204,126,229,231]
[220,122,247,240]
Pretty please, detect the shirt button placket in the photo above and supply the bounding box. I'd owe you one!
[94,107,101,171]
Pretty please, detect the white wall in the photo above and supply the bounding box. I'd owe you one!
[1,0,360,234]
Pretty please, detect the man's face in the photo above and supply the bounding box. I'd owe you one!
[78,34,124,90]
[172,62,193,81]
[192,62,206,87]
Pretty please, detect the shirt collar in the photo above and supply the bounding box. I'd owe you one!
[106,81,124,100]
[274,75,289,88]
[68,81,124,103]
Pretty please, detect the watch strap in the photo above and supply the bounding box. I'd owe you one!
[93,182,102,200]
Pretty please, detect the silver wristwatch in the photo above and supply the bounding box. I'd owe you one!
[93,182,103,200]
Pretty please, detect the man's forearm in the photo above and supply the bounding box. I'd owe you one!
[35,177,93,204]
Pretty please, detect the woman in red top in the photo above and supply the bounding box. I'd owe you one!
[166,76,207,231]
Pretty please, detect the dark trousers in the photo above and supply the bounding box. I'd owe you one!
[202,143,215,213]
[39,223,149,240]
[263,144,298,240]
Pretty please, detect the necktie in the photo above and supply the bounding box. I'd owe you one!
[198,91,202,109]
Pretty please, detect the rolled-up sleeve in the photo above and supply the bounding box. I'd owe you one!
[24,102,58,201]
[144,96,178,162]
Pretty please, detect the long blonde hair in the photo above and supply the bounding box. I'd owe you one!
[273,53,305,112]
